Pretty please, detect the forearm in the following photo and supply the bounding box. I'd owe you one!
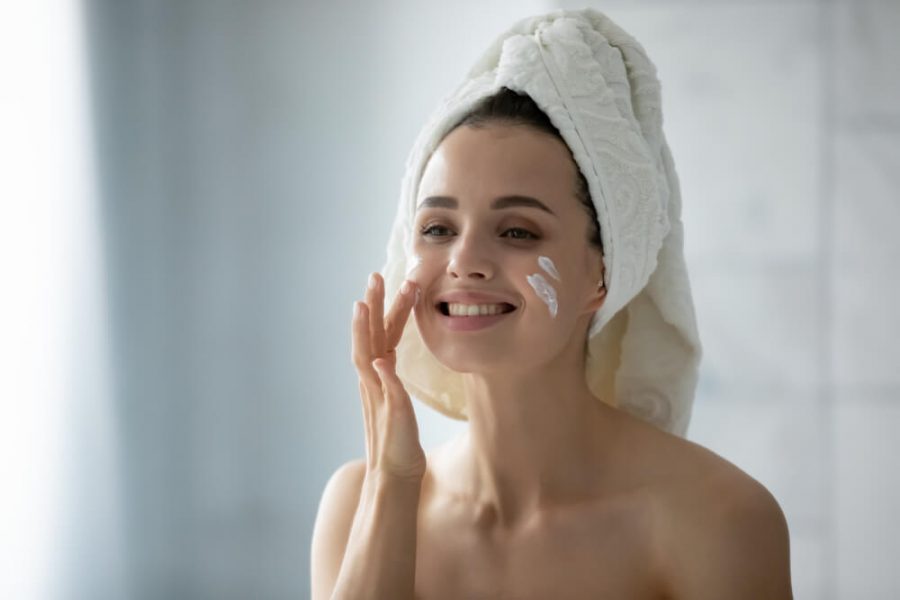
[330,472,422,600]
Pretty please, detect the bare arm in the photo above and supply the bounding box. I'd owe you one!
[330,470,422,599]
[310,459,365,600]
[310,272,425,600]
[310,460,423,600]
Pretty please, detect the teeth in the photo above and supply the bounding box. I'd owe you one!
[447,302,509,317]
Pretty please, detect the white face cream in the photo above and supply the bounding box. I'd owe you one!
[405,253,424,305]
[527,273,558,317]
[527,255,561,318]
[405,253,423,277]
[537,255,561,281]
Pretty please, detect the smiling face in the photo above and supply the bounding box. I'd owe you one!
[409,123,606,374]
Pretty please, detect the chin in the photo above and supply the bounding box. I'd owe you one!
[427,345,512,375]
[418,328,550,376]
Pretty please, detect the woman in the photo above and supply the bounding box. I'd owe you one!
[312,8,792,599]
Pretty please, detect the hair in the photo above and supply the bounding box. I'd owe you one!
[443,86,604,256]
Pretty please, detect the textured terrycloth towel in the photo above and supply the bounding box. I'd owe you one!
[380,7,702,438]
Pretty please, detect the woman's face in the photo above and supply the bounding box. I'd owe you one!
[410,123,606,374]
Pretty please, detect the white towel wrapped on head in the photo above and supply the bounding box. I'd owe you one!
[380,7,702,438]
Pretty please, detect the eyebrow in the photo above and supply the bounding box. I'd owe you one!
[416,195,557,217]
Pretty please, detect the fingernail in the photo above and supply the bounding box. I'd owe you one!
[415,288,422,305]
[353,301,361,317]
[368,273,377,289]
[400,280,412,295]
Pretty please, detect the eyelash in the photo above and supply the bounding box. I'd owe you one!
[419,224,541,241]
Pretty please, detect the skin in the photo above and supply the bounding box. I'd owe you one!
[313,123,793,599]
[411,124,792,598]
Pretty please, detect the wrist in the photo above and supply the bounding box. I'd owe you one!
[364,468,424,494]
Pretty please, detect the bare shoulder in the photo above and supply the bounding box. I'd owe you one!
[310,458,367,600]
[316,458,367,521]
[629,422,793,599]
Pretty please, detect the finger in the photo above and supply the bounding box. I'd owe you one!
[366,272,387,357]
[351,301,385,403]
[351,301,370,368]
[384,280,418,351]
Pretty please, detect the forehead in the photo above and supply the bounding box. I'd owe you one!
[417,124,580,212]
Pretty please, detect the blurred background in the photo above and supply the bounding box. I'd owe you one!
[1,0,897,598]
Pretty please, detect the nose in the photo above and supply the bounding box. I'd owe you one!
[446,230,494,280]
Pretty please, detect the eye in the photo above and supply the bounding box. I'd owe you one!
[419,224,453,238]
[502,227,540,241]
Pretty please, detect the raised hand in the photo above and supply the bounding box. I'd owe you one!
[351,272,426,482]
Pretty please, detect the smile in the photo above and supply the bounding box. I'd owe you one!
[435,301,517,332]
[439,302,516,316]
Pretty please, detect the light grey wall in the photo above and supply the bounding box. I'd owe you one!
[82,0,899,598]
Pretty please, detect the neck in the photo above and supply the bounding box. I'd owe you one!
[455,341,620,529]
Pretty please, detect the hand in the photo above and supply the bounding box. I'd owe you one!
[351,272,426,483]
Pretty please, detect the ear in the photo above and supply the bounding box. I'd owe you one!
[583,280,607,314]
[581,251,606,315]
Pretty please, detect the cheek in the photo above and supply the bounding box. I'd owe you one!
[405,250,446,309]
[406,249,444,283]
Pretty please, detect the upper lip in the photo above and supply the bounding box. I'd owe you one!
[435,289,519,308]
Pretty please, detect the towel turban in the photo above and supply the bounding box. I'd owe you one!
[379,7,702,438]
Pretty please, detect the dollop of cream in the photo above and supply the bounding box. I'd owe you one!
[537,255,561,281]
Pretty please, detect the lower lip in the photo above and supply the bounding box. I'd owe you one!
[437,308,516,331]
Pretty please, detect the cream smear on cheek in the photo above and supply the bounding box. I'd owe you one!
[526,255,561,318]
[405,253,422,278]
[537,255,561,282]
[406,253,423,305]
